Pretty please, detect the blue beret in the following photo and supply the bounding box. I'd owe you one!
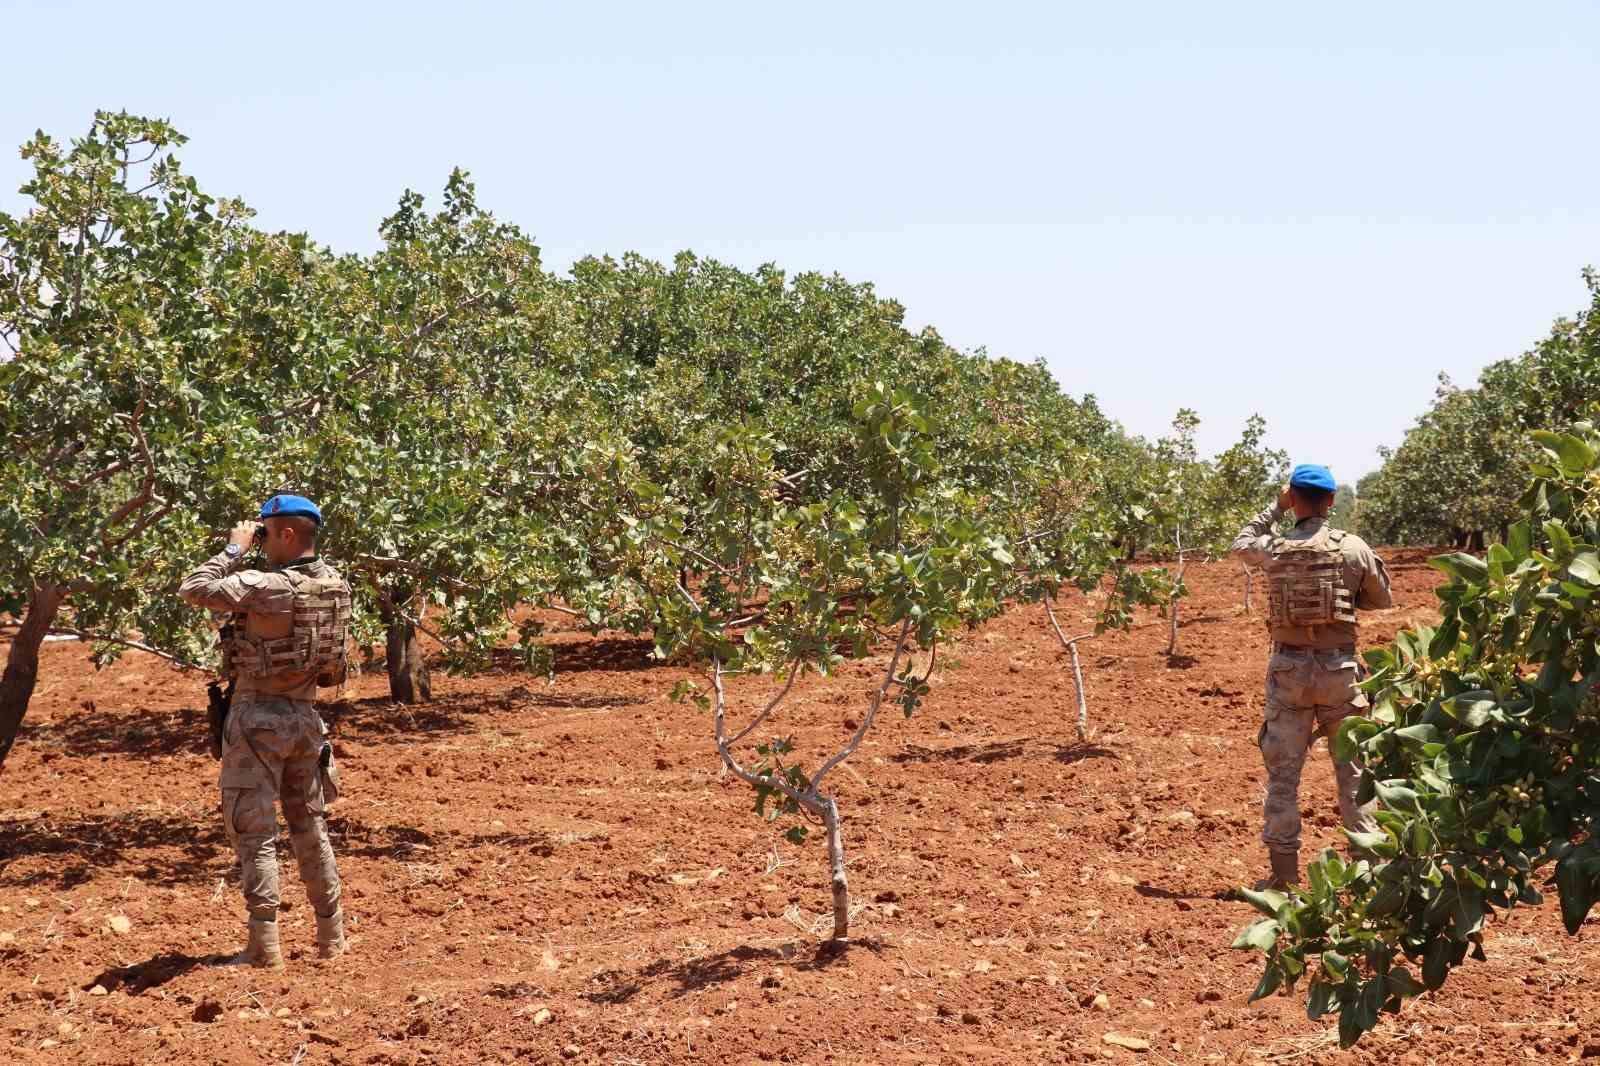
[1289,464,1336,493]
[259,493,322,524]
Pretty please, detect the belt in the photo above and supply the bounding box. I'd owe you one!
[1274,642,1355,654]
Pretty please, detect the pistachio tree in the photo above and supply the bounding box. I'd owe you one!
[654,386,1013,939]
[964,371,1173,739]
[269,171,567,701]
[0,112,307,769]
[1233,423,1600,1046]
[1142,412,1286,655]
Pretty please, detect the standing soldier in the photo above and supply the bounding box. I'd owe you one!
[180,494,352,968]
[1230,465,1392,889]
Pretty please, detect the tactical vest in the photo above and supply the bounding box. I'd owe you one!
[222,568,352,682]
[1264,525,1356,639]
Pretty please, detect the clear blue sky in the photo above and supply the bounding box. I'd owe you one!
[5,1,1597,483]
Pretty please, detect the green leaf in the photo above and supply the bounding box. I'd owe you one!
[1374,779,1423,815]
[1453,886,1485,935]
[1347,829,1396,858]
[1507,520,1532,558]
[1386,967,1424,998]
[1428,553,1488,584]
[1531,429,1598,475]
[1555,853,1598,935]
[1421,936,1454,990]
[1250,963,1283,1002]
[1306,979,1338,1019]
[1544,520,1575,561]
[1366,878,1408,917]
[1332,716,1379,762]
[1569,551,1600,586]
[1231,917,1281,952]
[1486,543,1511,582]
[1393,723,1442,745]
[1454,698,1495,729]
[1337,999,1364,1049]
[1237,886,1287,918]
[1307,860,1330,897]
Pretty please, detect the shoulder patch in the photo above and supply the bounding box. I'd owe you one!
[238,571,265,588]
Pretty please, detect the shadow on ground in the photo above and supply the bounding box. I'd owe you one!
[892,738,1119,766]
[321,695,487,742]
[545,637,659,674]
[87,951,210,995]
[0,808,226,889]
[21,702,209,759]
[329,816,559,860]
[582,937,890,1005]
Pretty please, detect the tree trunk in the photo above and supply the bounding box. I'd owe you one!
[1041,594,1093,741]
[1166,556,1188,657]
[0,584,66,773]
[821,795,851,940]
[379,606,431,704]
[1067,638,1089,741]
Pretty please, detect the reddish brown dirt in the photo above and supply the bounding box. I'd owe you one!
[3,552,1598,1065]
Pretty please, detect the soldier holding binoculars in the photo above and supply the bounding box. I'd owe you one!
[178,494,352,968]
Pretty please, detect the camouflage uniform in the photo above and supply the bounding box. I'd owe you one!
[1231,506,1392,865]
[179,551,350,960]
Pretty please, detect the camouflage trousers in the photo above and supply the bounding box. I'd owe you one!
[219,696,342,922]
[1258,648,1378,855]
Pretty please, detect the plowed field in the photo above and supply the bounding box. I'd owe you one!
[4,551,1598,1064]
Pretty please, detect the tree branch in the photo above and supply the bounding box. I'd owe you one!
[45,627,205,672]
[100,397,165,542]
[663,538,736,577]
[811,616,912,789]
[61,458,128,493]
[350,553,472,594]
[397,608,449,648]
[410,292,488,356]
[710,658,822,815]
[727,660,801,747]
[102,502,173,554]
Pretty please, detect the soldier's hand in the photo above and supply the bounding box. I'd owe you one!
[1276,483,1294,512]
[228,521,258,550]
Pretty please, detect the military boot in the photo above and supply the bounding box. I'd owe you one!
[315,910,346,960]
[1254,849,1299,891]
[224,918,285,970]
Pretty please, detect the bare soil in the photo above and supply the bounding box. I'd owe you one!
[4,552,1598,1064]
